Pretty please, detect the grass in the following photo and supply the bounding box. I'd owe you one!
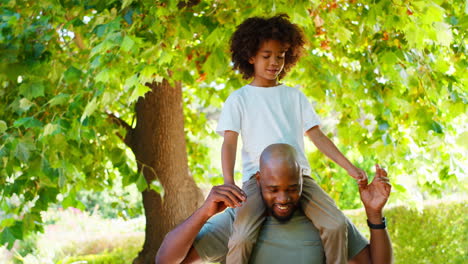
[0,208,144,264]
[345,199,468,264]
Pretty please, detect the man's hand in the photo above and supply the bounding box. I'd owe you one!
[200,184,246,219]
[358,164,391,213]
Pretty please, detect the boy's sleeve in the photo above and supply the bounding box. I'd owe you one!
[216,93,242,136]
[299,92,321,133]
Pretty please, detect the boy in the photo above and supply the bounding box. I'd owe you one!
[217,14,367,264]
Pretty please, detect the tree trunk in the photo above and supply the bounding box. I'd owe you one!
[130,80,204,264]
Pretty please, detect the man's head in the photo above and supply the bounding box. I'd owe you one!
[230,14,306,80]
[255,144,303,222]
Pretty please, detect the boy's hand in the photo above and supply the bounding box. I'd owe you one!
[347,166,368,185]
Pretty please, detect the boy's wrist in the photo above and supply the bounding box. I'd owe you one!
[223,176,235,185]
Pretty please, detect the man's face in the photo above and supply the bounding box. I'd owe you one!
[256,164,302,222]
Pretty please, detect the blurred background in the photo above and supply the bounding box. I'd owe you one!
[0,0,466,263]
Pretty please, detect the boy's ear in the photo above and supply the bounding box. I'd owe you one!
[255,171,260,181]
[248,57,255,64]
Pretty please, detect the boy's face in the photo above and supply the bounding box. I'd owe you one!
[249,39,289,87]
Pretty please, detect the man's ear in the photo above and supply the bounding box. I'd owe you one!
[248,57,255,64]
[255,171,260,182]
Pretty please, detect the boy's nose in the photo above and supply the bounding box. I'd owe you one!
[270,57,280,65]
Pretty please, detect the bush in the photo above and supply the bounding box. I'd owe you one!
[345,200,468,264]
[1,208,144,264]
[58,246,140,264]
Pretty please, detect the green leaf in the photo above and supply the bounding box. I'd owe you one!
[334,26,353,44]
[434,22,453,47]
[150,180,165,196]
[0,218,15,228]
[19,98,33,111]
[64,66,83,83]
[48,94,70,107]
[393,183,407,193]
[15,141,34,162]
[121,0,134,10]
[129,84,151,103]
[13,117,43,128]
[19,82,45,99]
[430,120,443,134]
[95,68,110,83]
[0,221,23,249]
[62,194,75,209]
[120,35,135,52]
[135,172,148,192]
[42,123,58,137]
[0,120,7,133]
[80,97,98,123]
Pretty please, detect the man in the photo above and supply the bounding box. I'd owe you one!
[156,144,392,263]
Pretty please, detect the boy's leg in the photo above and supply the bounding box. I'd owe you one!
[226,176,265,264]
[301,175,348,264]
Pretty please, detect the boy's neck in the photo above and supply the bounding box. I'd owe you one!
[249,80,281,87]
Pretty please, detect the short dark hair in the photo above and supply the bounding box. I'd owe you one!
[230,14,306,80]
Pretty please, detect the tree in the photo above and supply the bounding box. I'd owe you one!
[0,0,466,263]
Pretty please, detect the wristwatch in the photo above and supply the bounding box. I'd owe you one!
[367,217,386,229]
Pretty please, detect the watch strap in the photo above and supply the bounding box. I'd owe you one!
[367,217,386,229]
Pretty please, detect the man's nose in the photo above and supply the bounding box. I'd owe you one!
[276,192,290,203]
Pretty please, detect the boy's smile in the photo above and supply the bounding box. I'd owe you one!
[249,39,289,87]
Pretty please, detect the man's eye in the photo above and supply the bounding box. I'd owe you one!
[278,56,284,59]
[263,56,270,59]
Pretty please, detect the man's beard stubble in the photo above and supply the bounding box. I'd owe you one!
[259,186,298,223]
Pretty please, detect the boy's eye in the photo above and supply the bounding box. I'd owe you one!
[263,56,270,59]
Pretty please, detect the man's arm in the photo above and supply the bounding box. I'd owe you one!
[306,126,367,182]
[222,130,239,185]
[349,164,393,264]
[156,185,246,264]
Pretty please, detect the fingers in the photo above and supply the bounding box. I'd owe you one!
[375,164,388,179]
[210,184,246,208]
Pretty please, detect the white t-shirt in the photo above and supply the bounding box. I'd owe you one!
[216,84,321,182]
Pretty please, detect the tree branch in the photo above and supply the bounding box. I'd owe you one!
[106,112,135,149]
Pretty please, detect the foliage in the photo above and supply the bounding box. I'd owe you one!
[58,247,141,264]
[1,208,143,264]
[76,174,143,219]
[345,199,468,264]
[0,0,466,248]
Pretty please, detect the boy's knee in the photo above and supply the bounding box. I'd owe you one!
[325,216,347,234]
[228,232,256,248]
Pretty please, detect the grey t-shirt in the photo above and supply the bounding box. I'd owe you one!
[194,208,369,263]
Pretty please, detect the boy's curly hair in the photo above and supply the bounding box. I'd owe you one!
[230,14,306,80]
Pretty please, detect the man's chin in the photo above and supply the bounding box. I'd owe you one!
[271,208,296,223]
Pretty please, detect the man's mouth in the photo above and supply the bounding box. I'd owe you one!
[274,203,292,214]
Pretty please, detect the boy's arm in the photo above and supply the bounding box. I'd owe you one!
[221,130,239,185]
[306,126,366,181]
